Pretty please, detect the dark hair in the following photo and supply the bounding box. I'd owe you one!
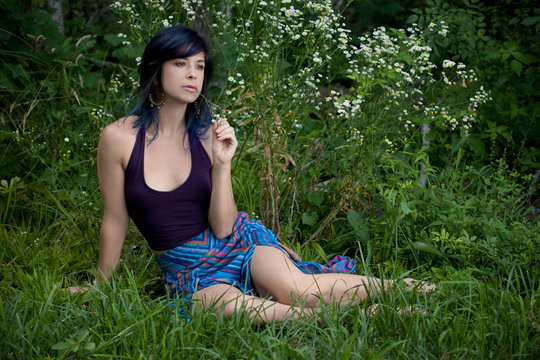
[128,25,214,143]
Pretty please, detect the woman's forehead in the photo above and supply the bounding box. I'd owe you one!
[174,52,206,61]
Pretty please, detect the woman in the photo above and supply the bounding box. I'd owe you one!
[83,25,433,322]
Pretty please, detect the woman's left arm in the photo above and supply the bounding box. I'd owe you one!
[207,119,238,238]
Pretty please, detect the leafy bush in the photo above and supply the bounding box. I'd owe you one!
[407,0,540,175]
[357,156,539,277]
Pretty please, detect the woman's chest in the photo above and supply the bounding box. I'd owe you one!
[144,140,192,192]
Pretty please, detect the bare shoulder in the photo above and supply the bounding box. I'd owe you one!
[99,116,140,168]
[101,116,138,141]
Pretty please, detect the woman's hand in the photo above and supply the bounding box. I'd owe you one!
[212,117,237,166]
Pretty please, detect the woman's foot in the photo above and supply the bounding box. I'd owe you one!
[403,278,437,293]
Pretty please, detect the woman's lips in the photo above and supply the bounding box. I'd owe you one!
[183,86,198,92]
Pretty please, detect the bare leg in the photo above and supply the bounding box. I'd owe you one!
[250,246,434,307]
[193,283,316,323]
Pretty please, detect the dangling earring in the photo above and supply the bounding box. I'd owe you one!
[194,100,201,118]
[149,91,165,109]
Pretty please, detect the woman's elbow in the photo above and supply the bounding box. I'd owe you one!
[210,220,235,238]
[212,227,233,239]
[208,212,237,238]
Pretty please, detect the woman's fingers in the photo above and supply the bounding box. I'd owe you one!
[213,120,237,144]
[216,127,236,141]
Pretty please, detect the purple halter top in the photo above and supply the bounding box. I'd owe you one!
[124,129,212,251]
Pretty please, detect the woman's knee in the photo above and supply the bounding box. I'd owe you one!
[250,246,307,302]
[193,284,243,316]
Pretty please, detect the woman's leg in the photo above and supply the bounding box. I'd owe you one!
[250,246,434,307]
[192,283,316,323]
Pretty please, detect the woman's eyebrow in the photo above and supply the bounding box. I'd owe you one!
[175,57,205,63]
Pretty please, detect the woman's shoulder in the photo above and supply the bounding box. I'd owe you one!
[98,116,140,165]
[101,115,139,141]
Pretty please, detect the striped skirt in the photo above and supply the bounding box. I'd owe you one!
[155,212,356,300]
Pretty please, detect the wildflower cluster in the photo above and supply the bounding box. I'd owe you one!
[427,20,449,37]
[117,32,131,45]
[384,138,397,153]
[327,90,363,118]
[108,76,124,93]
[111,1,135,15]
[144,0,166,11]
[328,22,490,146]
[90,105,109,120]
[90,105,113,132]
[207,0,359,138]
[346,127,363,145]
[176,0,202,21]
[109,0,185,50]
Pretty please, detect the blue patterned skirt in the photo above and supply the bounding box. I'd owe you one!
[156,212,356,301]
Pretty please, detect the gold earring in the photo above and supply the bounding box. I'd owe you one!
[149,91,165,109]
[194,100,200,117]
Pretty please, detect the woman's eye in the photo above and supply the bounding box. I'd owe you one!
[196,65,205,70]
[175,61,186,66]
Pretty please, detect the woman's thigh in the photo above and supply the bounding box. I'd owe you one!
[249,246,377,306]
[249,245,321,305]
[192,283,243,312]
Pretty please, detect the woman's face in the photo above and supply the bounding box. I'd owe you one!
[160,52,205,105]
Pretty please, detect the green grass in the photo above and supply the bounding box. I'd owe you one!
[1,216,538,359]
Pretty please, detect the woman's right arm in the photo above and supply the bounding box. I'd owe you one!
[96,122,131,281]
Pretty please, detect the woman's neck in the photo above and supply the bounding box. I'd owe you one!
[155,102,188,136]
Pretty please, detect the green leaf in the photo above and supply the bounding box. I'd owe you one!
[400,200,413,215]
[522,16,540,26]
[505,40,519,52]
[347,210,362,228]
[52,340,74,350]
[497,74,508,87]
[307,192,324,207]
[512,51,536,65]
[406,14,419,24]
[411,241,442,256]
[464,198,475,208]
[83,342,96,351]
[510,60,522,77]
[301,212,317,226]
[74,328,89,341]
[347,210,369,243]
[103,33,123,46]
[311,243,329,263]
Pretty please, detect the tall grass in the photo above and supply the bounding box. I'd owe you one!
[1,237,538,358]
[1,171,538,358]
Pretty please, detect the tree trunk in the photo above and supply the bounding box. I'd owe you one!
[419,123,430,187]
[47,0,64,35]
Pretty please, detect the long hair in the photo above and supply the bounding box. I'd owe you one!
[128,25,214,143]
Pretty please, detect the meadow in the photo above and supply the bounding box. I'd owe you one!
[1,0,538,358]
